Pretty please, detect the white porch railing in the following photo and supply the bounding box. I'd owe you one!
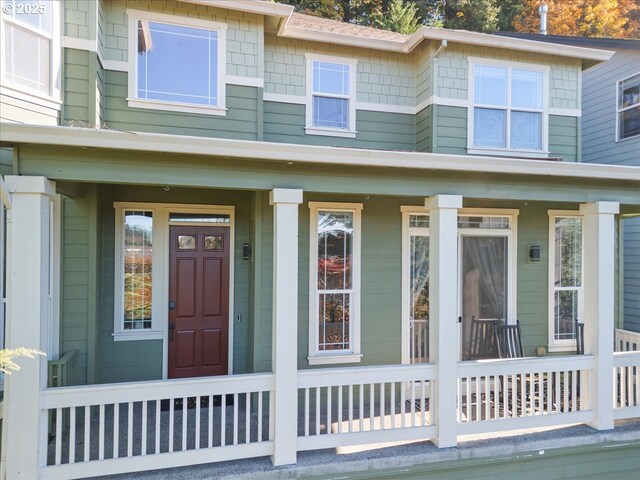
[297,363,437,451]
[457,355,594,435]
[39,373,274,480]
[615,329,640,352]
[613,351,640,420]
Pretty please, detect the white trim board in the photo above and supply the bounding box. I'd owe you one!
[3,124,639,182]
[61,36,97,52]
[226,76,264,88]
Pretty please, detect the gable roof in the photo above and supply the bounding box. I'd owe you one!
[196,0,613,66]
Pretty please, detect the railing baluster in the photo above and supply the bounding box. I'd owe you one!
[257,391,263,443]
[98,404,105,460]
[304,388,309,437]
[141,400,148,456]
[400,382,406,429]
[327,386,332,435]
[391,382,396,428]
[113,402,119,458]
[315,387,320,436]
[169,399,175,453]
[338,385,343,434]
[127,402,133,457]
[348,384,354,433]
[155,400,161,454]
[208,395,214,448]
[182,397,188,451]
[221,394,226,447]
[359,384,364,432]
[369,383,375,431]
[421,380,426,425]
[410,380,416,427]
[245,392,250,444]
[84,406,90,462]
[53,407,62,465]
[196,396,201,450]
[69,406,76,464]
[380,382,385,430]
[233,393,239,445]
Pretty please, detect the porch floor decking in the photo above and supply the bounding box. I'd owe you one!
[90,419,640,480]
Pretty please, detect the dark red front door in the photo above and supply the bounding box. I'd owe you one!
[168,225,230,378]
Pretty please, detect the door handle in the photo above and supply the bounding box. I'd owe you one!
[169,322,175,341]
[458,316,463,324]
[169,301,176,310]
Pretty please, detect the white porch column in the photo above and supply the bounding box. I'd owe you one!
[426,194,462,448]
[580,201,619,431]
[269,188,303,466]
[2,176,55,479]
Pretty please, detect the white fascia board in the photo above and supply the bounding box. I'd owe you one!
[1,124,639,183]
[411,27,615,62]
[184,0,294,17]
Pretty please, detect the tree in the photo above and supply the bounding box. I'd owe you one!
[0,347,45,375]
[375,0,421,34]
[514,0,640,38]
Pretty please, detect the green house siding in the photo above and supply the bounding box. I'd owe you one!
[102,71,259,140]
[263,101,415,150]
[549,115,579,163]
[61,196,92,385]
[433,105,467,155]
[93,185,253,384]
[416,105,432,153]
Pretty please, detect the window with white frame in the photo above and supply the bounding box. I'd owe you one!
[617,72,640,141]
[119,209,155,332]
[309,202,362,364]
[127,10,226,115]
[469,59,548,156]
[548,212,583,351]
[305,54,357,137]
[1,0,61,100]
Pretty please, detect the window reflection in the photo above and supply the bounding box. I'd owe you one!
[123,211,153,330]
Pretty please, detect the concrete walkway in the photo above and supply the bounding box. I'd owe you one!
[94,419,640,480]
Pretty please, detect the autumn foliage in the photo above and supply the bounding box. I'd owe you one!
[514,0,640,38]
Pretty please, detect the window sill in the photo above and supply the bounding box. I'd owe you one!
[113,330,164,342]
[127,98,227,116]
[616,133,640,143]
[308,353,362,366]
[305,126,357,139]
[547,342,577,353]
[467,147,550,159]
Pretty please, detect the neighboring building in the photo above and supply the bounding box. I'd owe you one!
[0,2,639,479]
[498,33,640,333]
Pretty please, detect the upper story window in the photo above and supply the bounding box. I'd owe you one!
[305,54,357,138]
[468,58,549,158]
[617,72,640,141]
[127,10,226,116]
[1,0,61,101]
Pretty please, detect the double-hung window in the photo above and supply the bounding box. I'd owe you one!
[127,10,226,115]
[1,0,61,101]
[309,202,362,364]
[617,73,640,141]
[469,58,548,157]
[305,54,357,138]
[548,212,583,352]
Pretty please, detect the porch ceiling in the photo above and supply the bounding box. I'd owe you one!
[1,124,639,208]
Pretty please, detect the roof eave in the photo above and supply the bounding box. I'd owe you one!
[1,124,638,185]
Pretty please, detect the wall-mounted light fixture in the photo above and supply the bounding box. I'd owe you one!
[529,244,541,262]
[243,242,252,260]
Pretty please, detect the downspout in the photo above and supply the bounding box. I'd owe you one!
[432,40,448,153]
